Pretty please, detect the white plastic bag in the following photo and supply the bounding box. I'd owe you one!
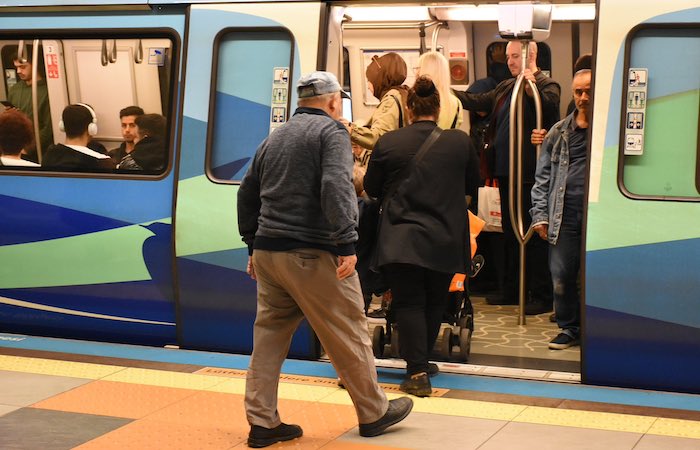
[477,186,502,233]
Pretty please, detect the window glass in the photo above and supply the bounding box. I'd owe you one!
[208,29,293,183]
[620,28,700,199]
[0,35,176,176]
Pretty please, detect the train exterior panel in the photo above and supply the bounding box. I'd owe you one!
[585,0,700,393]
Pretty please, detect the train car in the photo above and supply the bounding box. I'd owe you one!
[0,0,698,395]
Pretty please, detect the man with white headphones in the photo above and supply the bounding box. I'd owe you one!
[43,103,115,171]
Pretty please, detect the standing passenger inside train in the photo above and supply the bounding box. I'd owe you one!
[7,47,54,162]
[530,69,592,350]
[108,105,144,164]
[116,113,167,172]
[238,71,413,448]
[364,76,480,397]
[455,41,560,315]
[415,51,463,130]
[345,52,409,156]
[43,104,114,171]
[0,109,40,167]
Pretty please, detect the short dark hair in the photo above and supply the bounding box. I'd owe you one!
[12,45,46,73]
[135,114,166,139]
[407,76,440,118]
[62,104,94,138]
[0,109,34,155]
[119,106,144,118]
[574,54,592,74]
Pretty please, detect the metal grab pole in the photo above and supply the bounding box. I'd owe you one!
[507,41,543,325]
[31,40,42,165]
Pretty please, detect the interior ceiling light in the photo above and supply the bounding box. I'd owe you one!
[346,4,595,23]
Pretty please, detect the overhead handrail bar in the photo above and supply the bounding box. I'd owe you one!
[431,22,446,52]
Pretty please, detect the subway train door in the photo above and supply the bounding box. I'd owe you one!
[175,2,325,357]
[0,8,184,345]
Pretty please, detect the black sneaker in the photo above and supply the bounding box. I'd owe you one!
[549,313,557,322]
[247,423,303,448]
[399,372,432,397]
[548,332,579,350]
[358,397,413,437]
[524,300,553,315]
[428,363,439,377]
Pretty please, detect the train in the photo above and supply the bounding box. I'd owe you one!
[0,0,698,395]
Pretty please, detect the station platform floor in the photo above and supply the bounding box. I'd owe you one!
[1,333,700,449]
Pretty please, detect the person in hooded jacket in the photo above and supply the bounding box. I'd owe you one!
[117,113,167,172]
[346,52,409,152]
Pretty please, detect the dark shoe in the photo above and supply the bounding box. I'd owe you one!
[549,313,557,323]
[399,372,432,397]
[248,423,303,448]
[338,377,344,389]
[524,300,553,315]
[485,295,518,305]
[359,397,413,437]
[548,332,580,350]
[367,308,386,319]
[428,363,439,377]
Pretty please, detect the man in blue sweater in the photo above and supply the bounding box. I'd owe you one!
[238,71,412,448]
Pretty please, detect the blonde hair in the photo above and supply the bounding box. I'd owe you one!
[417,52,452,113]
[352,164,366,196]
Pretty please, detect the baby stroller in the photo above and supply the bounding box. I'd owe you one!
[370,212,486,363]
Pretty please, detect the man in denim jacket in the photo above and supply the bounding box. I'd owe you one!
[530,69,591,350]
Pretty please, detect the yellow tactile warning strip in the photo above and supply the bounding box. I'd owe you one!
[514,405,657,433]
[0,354,123,379]
[649,418,700,439]
[5,354,700,442]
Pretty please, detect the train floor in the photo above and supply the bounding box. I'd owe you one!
[2,333,700,449]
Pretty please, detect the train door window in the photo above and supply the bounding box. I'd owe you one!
[342,46,352,122]
[207,28,293,183]
[619,27,700,200]
[0,34,177,176]
[487,41,551,79]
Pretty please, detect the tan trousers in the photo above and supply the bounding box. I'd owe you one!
[245,249,389,428]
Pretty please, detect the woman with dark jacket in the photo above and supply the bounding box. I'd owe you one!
[364,76,480,396]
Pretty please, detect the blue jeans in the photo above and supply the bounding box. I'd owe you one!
[549,208,582,337]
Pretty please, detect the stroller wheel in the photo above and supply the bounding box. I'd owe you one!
[371,325,385,358]
[458,328,472,362]
[390,324,400,358]
[440,328,453,359]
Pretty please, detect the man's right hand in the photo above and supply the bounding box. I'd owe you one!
[533,223,548,241]
[531,128,547,146]
[336,254,357,280]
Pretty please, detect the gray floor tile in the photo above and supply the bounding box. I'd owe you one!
[479,422,642,450]
[0,370,90,407]
[338,411,506,449]
[0,407,131,450]
[0,404,20,417]
[634,434,700,449]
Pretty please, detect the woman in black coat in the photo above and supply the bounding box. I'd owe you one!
[364,76,480,396]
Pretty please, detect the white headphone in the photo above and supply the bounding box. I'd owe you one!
[59,103,98,136]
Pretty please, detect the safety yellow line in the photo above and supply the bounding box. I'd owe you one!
[4,355,700,440]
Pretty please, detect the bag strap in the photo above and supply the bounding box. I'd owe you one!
[450,108,459,129]
[381,127,442,211]
[390,94,404,128]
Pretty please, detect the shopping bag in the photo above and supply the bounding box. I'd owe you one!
[477,186,502,233]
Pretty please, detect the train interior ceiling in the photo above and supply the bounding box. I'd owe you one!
[0,2,597,380]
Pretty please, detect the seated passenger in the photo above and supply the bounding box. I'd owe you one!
[117,113,166,172]
[43,104,115,171]
[109,105,144,164]
[0,109,40,167]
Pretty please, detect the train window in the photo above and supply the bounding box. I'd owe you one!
[619,27,700,200]
[487,41,551,78]
[207,28,293,183]
[0,34,177,176]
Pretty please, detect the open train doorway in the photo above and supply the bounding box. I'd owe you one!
[326,1,595,381]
